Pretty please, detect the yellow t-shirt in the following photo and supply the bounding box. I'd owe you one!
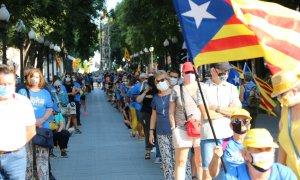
[278,106,300,179]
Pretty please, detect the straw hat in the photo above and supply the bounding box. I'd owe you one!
[271,68,300,97]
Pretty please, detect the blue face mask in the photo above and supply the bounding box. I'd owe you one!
[0,85,14,98]
[65,77,71,82]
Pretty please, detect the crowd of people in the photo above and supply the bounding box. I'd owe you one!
[0,60,299,180]
[0,64,94,179]
[100,61,299,180]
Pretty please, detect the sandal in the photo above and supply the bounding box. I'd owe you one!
[145,152,151,160]
[192,176,198,180]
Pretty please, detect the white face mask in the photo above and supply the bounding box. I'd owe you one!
[184,74,196,84]
[251,151,274,172]
[156,81,169,91]
[170,77,178,86]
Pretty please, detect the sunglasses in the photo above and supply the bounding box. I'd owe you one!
[231,118,250,125]
[156,78,165,83]
[185,71,194,74]
[55,86,60,88]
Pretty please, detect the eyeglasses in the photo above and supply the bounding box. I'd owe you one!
[65,75,70,78]
[185,71,194,74]
[156,78,165,83]
[231,118,250,125]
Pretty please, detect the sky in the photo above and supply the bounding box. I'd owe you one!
[106,0,122,11]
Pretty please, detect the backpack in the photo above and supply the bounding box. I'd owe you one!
[245,85,260,108]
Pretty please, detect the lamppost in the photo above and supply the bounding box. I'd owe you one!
[0,4,10,65]
[149,46,154,72]
[44,40,50,82]
[49,43,54,80]
[16,19,26,83]
[171,36,178,69]
[28,28,36,67]
[54,44,61,76]
[163,39,169,70]
[37,36,44,70]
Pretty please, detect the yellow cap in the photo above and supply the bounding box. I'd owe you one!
[243,128,278,148]
[271,68,300,97]
[231,109,252,120]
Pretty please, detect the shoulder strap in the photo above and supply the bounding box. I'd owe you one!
[25,88,30,99]
[180,85,188,121]
[222,137,230,151]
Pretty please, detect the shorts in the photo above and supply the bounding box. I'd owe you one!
[67,102,77,115]
[200,139,222,170]
[172,127,200,148]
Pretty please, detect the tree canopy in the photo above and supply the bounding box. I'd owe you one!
[4,0,104,60]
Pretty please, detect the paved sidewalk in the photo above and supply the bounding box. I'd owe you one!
[51,87,280,179]
[51,88,163,180]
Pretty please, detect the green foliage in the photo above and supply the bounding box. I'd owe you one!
[3,0,104,60]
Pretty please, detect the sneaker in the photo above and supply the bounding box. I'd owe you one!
[154,157,162,164]
[150,148,156,153]
[61,151,68,158]
[75,129,82,134]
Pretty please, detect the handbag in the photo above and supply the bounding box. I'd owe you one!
[60,105,70,116]
[32,128,54,148]
[180,85,201,137]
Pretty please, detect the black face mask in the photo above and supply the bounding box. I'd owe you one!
[231,122,248,134]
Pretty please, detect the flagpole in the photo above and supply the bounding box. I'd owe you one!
[192,66,227,173]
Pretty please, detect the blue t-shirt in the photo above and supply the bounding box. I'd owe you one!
[151,94,172,135]
[18,88,53,128]
[242,81,256,108]
[129,82,142,110]
[55,92,69,107]
[217,137,244,179]
[223,162,297,180]
[74,82,81,102]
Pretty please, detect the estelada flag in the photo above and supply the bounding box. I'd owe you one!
[124,48,130,61]
[172,0,264,67]
[231,0,300,74]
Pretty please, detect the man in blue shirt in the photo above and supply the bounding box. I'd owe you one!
[224,128,297,180]
[209,109,252,179]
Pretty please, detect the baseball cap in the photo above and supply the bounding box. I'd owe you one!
[231,109,252,120]
[243,128,278,148]
[182,62,194,74]
[210,62,231,71]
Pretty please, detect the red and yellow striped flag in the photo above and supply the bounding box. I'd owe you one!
[232,0,300,74]
[232,64,277,116]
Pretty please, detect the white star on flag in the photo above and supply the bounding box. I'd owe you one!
[182,0,216,29]
[233,75,240,85]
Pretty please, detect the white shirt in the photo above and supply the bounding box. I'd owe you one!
[201,80,241,140]
[0,93,36,151]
